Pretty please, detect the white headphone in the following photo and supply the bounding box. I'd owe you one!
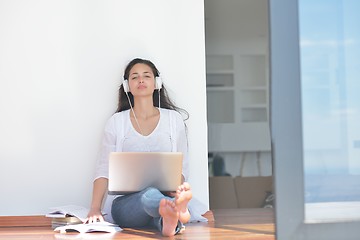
[122,76,162,93]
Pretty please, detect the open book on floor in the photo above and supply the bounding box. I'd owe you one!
[54,221,122,234]
[46,205,89,223]
[46,205,113,230]
[51,216,83,228]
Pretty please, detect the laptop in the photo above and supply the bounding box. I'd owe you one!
[108,152,183,195]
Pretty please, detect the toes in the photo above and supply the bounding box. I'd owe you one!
[161,199,177,210]
[160,198,166,207]
[183,182,190,190]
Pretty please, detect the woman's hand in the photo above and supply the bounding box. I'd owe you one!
[86,208,104,223]
[87,178,108,223]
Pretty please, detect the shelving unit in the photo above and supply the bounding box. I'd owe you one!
[206,55,235,123]
[237,55,268,123]
[206,53,272,178]
[206,54,268,124]
[206,53,271,152]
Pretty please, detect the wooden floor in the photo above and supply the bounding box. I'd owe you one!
[0,208,275,239]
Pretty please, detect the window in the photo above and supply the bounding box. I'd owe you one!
[270,0,360,239]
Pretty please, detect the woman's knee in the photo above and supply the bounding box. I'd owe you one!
[140,187,163,204]
[142,187,161,195]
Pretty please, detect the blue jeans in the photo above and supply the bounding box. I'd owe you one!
[111,187,182,233]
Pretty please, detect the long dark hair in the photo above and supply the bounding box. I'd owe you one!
[116,58,189,120]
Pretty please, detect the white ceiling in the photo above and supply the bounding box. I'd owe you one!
[204,0,269,41]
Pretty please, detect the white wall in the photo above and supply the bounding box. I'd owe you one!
[0,0,208,216]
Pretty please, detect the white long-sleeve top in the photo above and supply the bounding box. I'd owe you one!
[93,108,189,222]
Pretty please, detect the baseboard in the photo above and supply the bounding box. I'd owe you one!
[0,215,51,227]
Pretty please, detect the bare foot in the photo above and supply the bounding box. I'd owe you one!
[174,182,192,223]
[159,199,179,236]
